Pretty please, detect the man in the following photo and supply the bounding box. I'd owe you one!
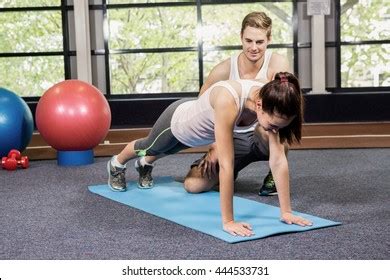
[183,11,290,196]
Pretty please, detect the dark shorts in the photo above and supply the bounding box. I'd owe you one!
[191,130,269,179]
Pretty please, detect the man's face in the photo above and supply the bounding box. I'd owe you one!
[241,26,270,63]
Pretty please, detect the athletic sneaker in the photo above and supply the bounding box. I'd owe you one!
[135,159,154,189]
[107,158,127,192]
[258,170,277,196]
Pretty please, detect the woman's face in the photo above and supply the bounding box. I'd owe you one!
[256,101,294,134]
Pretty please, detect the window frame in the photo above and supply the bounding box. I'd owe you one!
[0,0,72,102]
[333,0,390,93]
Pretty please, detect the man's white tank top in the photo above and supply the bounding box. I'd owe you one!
[229,49,273,80]
[229,50,272,132]
[171,80,264,147]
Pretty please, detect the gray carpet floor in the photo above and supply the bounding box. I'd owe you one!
[0,149,389,260]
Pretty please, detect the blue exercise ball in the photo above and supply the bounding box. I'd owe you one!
[0,88,34,157]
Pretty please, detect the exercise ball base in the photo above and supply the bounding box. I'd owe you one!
[57,150,94,166]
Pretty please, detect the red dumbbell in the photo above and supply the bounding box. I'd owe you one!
[1,149,29,171]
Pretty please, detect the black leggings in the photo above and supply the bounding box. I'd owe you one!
[134,99,191,157]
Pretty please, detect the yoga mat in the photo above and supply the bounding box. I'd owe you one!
[89,177,341,243]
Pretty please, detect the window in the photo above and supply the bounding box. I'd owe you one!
[339,0,390,88]
[107,4,198,94]
[2,0,389,99]
[103,1,294,95]
[0,0,69,97]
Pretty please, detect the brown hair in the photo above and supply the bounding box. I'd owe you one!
[240,12,272,39]
[258,72,304,144]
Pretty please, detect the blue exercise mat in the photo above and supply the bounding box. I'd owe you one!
[88,177,341,243]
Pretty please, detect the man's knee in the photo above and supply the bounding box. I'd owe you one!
[184,177,211,193]
[184,167,216,193]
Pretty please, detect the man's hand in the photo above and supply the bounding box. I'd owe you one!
[199,147,218,179]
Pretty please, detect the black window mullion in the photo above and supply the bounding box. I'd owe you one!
[0,6,60,12]
[293,0,299,77]
[61,0,71,80]
[103,0,111,96]
[196,0,203,90]
[335,0,342,89]
[340,40,390,46]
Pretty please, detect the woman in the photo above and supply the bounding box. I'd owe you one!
[107,72,312,237]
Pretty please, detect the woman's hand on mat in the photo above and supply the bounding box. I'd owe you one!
[281,212,313,227]
[199,147,218,179]
[223,220,254,237]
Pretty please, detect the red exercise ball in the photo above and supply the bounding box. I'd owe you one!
[36,80,111,151]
